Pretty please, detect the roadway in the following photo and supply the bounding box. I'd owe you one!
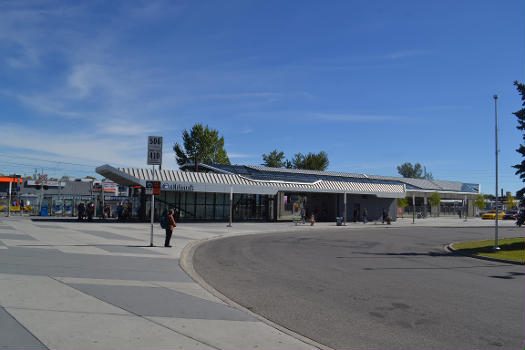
[193,225,524,349]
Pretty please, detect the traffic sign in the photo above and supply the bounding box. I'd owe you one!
[145,181,153,195]
[147,136,163,165]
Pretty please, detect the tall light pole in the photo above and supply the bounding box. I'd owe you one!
[493,94,500,250]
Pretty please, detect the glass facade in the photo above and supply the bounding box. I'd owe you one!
[150,191,270,221]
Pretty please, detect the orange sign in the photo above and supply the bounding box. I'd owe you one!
[153,181,161,195]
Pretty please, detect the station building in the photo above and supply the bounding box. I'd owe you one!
[96,163,480,222]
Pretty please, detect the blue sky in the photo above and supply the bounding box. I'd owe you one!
[0,0,523,195]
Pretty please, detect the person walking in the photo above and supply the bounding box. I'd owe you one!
[165,209,176,247]
[362,208,368,224]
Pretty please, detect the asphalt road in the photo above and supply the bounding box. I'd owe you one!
[193,226,524,350]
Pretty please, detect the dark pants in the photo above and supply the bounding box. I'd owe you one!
[165,228,172,247]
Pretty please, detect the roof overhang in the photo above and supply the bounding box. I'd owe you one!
[96,164,143,187]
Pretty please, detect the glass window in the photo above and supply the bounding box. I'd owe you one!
[215,205,224,219]
[215,193,224,206]
[206,192,214,206]
[196,192,206,204]
[206,205,215,219]
[186,192,195,205]
[195,204,205,219]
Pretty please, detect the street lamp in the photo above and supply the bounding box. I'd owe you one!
[493,94,500,251]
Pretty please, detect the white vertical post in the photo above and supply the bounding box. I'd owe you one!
[7,179,12,217]
[464,195,467,222]
[150,165,155,247]
[227,185,233,227]
[493,94,500,250]
[343,192,347,225]
[412,194,415,224]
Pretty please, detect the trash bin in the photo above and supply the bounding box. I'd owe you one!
[336,217,343,226]
[40,206,48,216]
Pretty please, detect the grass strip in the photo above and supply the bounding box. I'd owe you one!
[451,237,524,263]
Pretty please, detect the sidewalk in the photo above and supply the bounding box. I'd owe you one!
[0,216,331,350]
[0,216,516,349]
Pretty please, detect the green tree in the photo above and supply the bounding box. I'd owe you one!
[397,197,408,208]
[429,192,441,216]
[397,162,422,178]
[85,176,97,180]
[397,197,409,218]
[506,193,517,209]
[511,81,525,202]
[474,194,486,211]
[396,162,433,179]
[291,151,329,171]
[174,123,230,171]
[262,150,286,168]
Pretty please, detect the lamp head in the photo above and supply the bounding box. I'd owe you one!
[493,94,498,100]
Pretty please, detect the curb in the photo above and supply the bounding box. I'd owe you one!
[446,243,524,265]
[179,233,334,350]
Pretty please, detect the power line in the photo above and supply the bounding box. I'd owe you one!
[0,152,98,168]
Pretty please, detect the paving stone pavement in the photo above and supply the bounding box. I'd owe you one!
[0,215,516,349]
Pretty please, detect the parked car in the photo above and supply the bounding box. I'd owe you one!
[503,210,518,220]
[481,210,505,220]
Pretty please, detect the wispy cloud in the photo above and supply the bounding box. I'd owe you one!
[313,113,406,122]
[228,152,255,159]
[384,49,432,60]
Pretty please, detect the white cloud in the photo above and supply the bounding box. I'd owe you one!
[313,113,405,122]
[228,152,255,159]
[384,50,431,60]
[0,124,145,169]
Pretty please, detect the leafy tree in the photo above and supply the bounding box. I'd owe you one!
[262,150,286,168]
[397,197,409,208]
[429,192,441,216]
[396,162,433,179]
[261,150,329,170]
[291,151,329,171]
[511,81,525,202]
[174,123,230,171]
[474,194,486,211]
[506,193,517,209]
[85,176,96,180]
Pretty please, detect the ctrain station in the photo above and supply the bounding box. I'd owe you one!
[95,163,480,222]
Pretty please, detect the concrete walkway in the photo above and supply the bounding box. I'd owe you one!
[0,216,517,349]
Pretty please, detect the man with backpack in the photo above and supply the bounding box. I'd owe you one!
[164,209,176,248]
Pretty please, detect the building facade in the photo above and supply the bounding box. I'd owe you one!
[97,163,481,223]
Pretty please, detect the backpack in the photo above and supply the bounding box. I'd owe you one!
[159,214,167,229]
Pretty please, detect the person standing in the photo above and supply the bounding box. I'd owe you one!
[362,208,368,224]
[165,209,176,247]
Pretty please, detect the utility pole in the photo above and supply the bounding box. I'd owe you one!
[493,94,500,250]
[150,165,155,247]
[412,194,415,224]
